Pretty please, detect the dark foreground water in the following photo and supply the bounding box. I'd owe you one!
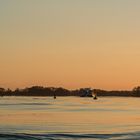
[0,97,140,140]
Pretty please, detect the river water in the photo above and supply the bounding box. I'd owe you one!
[0,96,140,139]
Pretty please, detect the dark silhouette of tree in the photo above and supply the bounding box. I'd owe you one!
[0,85,139,97]
[0,88,5,96]
[0,88,5,92]
[132,86,140,96]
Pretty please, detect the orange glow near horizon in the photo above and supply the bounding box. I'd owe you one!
[1,1,140,90]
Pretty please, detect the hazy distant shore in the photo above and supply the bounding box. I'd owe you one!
[0,86,140,97]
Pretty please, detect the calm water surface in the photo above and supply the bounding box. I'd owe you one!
[0,97,140,139]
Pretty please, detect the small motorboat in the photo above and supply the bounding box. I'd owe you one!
[93,95,97,100]
[92,91,98,100]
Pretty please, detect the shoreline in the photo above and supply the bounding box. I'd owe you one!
[0,86,140,97]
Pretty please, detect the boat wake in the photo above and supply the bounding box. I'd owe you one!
[0,132,140,140]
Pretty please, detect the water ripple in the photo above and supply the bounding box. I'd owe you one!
[0,132,140,140]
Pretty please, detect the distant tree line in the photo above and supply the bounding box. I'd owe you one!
[0,86,140,97]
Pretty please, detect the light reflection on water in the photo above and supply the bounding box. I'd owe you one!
[0,96,140,139]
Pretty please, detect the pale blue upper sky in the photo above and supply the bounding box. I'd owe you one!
[1,0,140,90]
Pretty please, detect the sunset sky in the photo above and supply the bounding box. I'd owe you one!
[1,0,140,90]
